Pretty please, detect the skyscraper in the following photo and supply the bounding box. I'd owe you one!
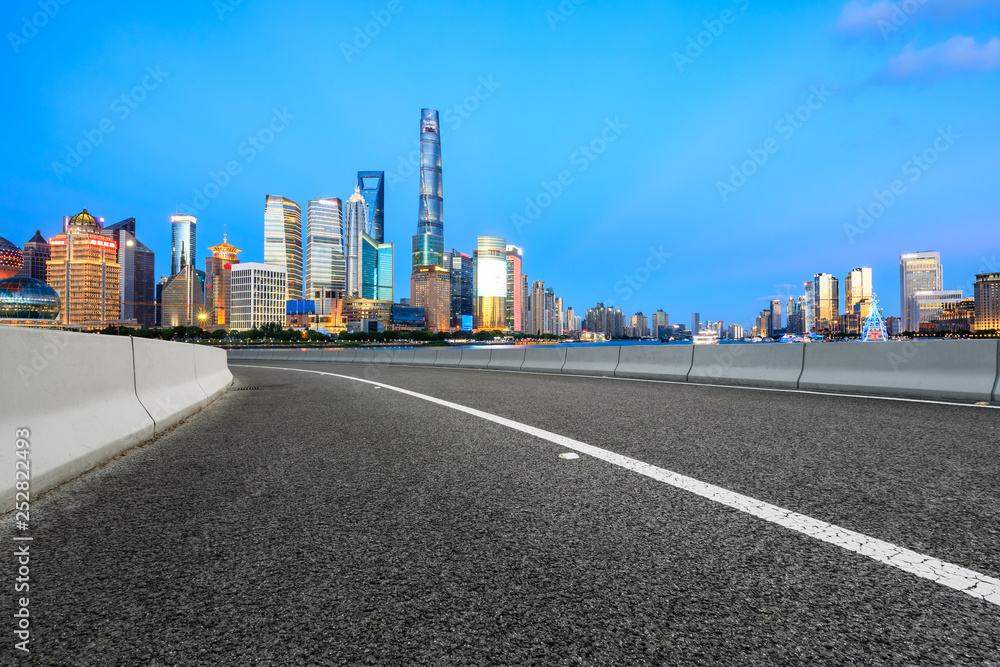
[474,236,507,330]
[17,231,51,282]
[444,249,473,330]
[47,209,121,327]
[845,267,873,318]
[230,262,287,331]
[344,187,369,298]
[411,109,449,331]
[974,273,1000,332]
[205,235,241,330]
[530,281,547,335]
[161,265,205,327]
[361,232,393,301]
[900,252,942,331]
[812,273,840,332]
[691,312,701,333]
[104,219,155,329]
[769,299,782,335]
[358,171,385,243]
[306,197,346,297]
[264,195,303,300]
[505,245,523,332]
[170,214,196,276]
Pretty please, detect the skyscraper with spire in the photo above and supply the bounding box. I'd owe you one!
[411,108,450,331]
[344,187,369,298]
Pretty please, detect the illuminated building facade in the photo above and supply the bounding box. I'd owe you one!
[812,273,840,332]
[344,187,369,298]
[910,290,964,332]
[205,236,241,330]
[0,277,61,326]
[264,195,303,300]
[47,209,121,327]
[445,249,473,330]
[900,251,942,331]
[411,265,450,332]
[0,236,23,280]
[474,236,507,330]
[161,266,205,327]
[170,215,196,277]
[16,231,49,282]
[360,231,394,302]
[505,245,523,332]
[306,198,346,296]
[341,298,393,328]
[974,272,1000,332]
[230,262,287,331]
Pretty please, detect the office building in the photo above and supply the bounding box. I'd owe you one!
[411,109,449,329]
[361,232,393,301]
[812,273,840,332]
[205,235,241,331]
[230,262,287,331]
[16,231,50,282]
[506,245,524,332]
[344,187,369,298]
[900,252,942,331]
[390,304,425,331]
[412,265,451,332]
[974,272,1000,332]
[160,265,205,327]
[170,215,196,277]
[358,171,385,243]
[769,299,782,335]
[844,267,873,318]
[474,236,507,330]
[47,209,121,327]
[910,290,964,332]
[103,218,155,328]
[342,298,393,329]
[306,197,346,297]
[691,312,700,333]
[264,195,303,300]
[445,249,473,330]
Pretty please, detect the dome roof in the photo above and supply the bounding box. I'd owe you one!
[0,236,23,280]
[67,208,101,233]
[0,276,60,320]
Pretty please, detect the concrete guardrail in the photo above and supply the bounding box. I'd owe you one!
[228,340,1000,403]
[1,326,232,510]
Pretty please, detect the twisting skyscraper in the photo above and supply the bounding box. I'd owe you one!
[411,109,450,331]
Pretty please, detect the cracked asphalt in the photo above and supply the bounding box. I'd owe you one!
[3,360,999,665]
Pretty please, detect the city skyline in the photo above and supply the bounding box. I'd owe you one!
[2,1,998,327]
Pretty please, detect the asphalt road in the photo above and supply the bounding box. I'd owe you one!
[3,360,1000,665]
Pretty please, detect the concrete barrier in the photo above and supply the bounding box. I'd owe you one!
[488,348,525,371]
[615,345,694,381]
[411,349,437,366]
[372,349,394,365]
[240,348,260,361]
[353,349,375,364]
[133,337,210,431]
[799,340,1000,402]
[320,349,342,362]
[522,346,567,374]
[0,327,228,510]
[460,349,492,369]
[563,346,620,376]
[193,345,233,401]
[337,349,357,363]
[391,349,415,365]
[689,344,805,389]
[256,349,276,360]
[299,349,324,362]
[434,348,464,367]
[270,349,292,361]
[287,349,307,361]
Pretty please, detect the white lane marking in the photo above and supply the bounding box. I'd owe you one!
[559,452,580,460]
[234,364,1000,608]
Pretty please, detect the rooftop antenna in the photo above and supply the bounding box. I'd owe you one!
[223,224,228,243]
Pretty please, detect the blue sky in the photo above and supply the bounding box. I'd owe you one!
[2,0,998,327]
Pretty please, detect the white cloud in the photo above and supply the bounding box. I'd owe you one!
[887,35,1000,78]
[836,0,997,37]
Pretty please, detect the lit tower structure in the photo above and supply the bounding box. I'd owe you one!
[47,209,121,327]
[862,293,888,341]
[264,195,303,300]
[170,215,196,277]
[506,245,523,332]
[344,187,369,298]
[358,171,385,243]
[474,236,507,331]
[205,234,241,330]
[411,108,450,331]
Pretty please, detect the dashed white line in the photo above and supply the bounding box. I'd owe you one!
[235,364,1000,608]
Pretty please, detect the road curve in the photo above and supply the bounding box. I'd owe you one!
[3,361,999,665]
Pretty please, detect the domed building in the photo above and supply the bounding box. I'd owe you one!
[0,235,24,280]
[0,276,61,326]
[66,208,102,234]
[48,208,120,327]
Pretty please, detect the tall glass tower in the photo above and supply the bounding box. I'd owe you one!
[305,198,345,297]
[264,195,303,300]
[474,236,507,331]
[344,187,370,298]
[170,215,196,276]
[412,108,444,270]
[358,171,385,243]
